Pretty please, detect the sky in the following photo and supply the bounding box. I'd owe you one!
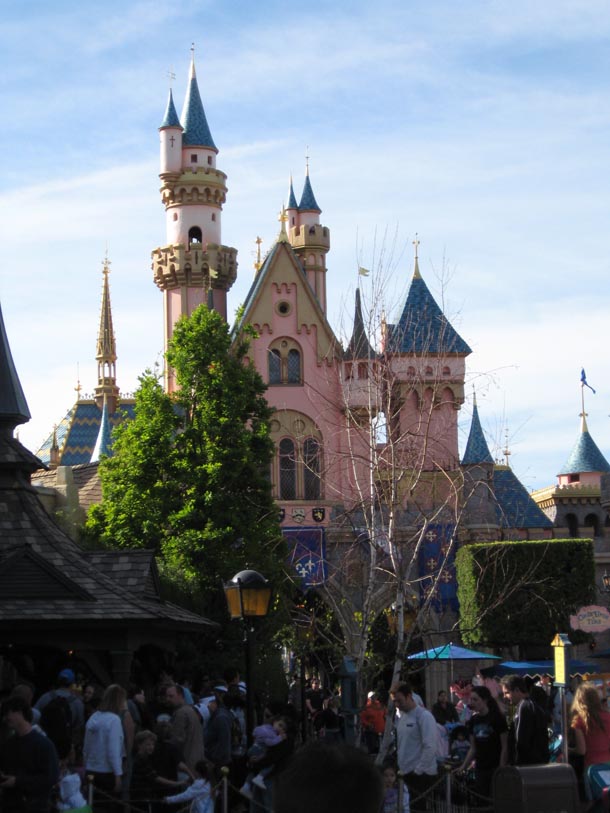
[1,0,610,492]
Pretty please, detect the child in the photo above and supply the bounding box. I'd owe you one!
[57,772,89,812]
[240,717,287,797]
[449,725,470,763]
[165,759,214,813]
[131,730,185,805]
[381,764,409,813]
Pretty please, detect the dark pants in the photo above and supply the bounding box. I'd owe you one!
[89,771,121,813]
[404,772,437,812]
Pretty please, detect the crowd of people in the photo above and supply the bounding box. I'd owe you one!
[1,665,610,813]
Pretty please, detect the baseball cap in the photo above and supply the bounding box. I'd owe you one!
[58,668,75,683]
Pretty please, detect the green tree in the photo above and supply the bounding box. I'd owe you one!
[86,306,284,609]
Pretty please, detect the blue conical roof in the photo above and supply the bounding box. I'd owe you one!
[287,177,298,209]
[180,59,217,149]
[558,420,610,475]
[462,399,493,465]
[344,288,376,361]
[494,466,553,529]
[299,173,320,211]
[387,266,471,355]
[160,89,182,129]
[0,301,30,430]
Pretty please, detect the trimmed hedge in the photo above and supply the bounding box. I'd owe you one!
[456,539,595,648]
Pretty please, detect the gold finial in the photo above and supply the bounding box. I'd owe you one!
[168,66,176,87]
[278,207,289,242]
[102,250,111,277]
[412,233,421,278]
[305,146,310,175]
[191,42,195,59]
[254,236,263,272]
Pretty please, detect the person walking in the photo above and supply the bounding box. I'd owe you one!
[571,682,610,803]
[391,682,438,812]
[83,684,126,813]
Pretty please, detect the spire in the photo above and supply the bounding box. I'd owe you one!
[298,165,321,212]
[91,395,113,462]
[0,301,31,433]
[387,263,471,355]
[180,48,217,150]
[160,88,182,129]
[278,206,289,243]
[412,233,421,279]
[94,254,119,413]
[287,175,298,210]
[462,394,494,465]
[558,420,610,475]
[344,289,376,361]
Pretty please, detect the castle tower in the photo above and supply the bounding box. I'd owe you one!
[286,166,330,313]
[95,255,119,413]
[152,52,238,390]
[385,241,471,472]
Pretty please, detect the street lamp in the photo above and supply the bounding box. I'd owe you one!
[223,570,272,746]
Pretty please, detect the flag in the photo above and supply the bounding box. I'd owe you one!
[358,267,370,276]
[581,368,596,394]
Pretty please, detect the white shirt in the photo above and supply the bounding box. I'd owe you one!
[394,705,438,775]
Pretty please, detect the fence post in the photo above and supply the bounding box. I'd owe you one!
[221,766,230,813]
[444,764,452,813]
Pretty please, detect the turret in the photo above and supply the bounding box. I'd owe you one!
[461,394,499,534]
[287,164,330,313]
[94,255,119,413]
[557,413,610,487]
[153,51,238,387]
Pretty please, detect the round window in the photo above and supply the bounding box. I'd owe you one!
[277,301,291,316]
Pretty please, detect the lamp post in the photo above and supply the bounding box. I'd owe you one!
[223,570,272,747]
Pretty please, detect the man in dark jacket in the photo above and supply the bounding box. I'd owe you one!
[204,690,233,771]
[0,696,59,813]
[502,675,549,765]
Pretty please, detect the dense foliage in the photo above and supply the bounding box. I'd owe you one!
[85,306,285,615]
[457,538,595,651]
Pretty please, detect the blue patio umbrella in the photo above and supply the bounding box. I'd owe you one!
[407,643,501,661]
[407,643,501,682]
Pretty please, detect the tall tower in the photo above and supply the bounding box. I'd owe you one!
[152,52,238,390]
[286,167,330,313]
[95,254,119,413]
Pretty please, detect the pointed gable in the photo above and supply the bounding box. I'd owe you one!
[462,400,494,465]
[0,545,94,601]
[387,270,471,356]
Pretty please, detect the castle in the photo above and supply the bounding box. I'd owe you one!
[31,55,610,649]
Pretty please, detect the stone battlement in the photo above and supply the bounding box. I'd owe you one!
[152,242,238,292]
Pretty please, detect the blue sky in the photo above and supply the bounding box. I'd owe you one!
[2,0,610,491]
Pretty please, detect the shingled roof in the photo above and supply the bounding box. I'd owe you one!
[493,465,553,530]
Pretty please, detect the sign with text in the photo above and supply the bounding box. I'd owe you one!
[570,605,610,633]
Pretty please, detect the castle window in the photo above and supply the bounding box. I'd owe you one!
[268,349,282,384]
[191,154,198,163]
[211,213,216,222]
[407,366,416,377]
[267,339,302,385]
[568,474,580,483]
[279,438,297,500]
[443,366,451,376]
[358,362,369,380]
[565,513,578,538]
[287,350,301,384]
[425,366,433,376]
[173,213,178,222]
[188,226,202,245]
[207,156,212,165]
[345,362,353,380]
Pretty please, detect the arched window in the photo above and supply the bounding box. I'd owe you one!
[188,226,202,245]
[268,349,281,384]
[287,349,301,383]
[303,438,321,500]
[267,339,302,385]
[279,439,297,500]
[585,513,600,537]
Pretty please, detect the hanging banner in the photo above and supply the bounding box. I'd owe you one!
[284,527,327,588]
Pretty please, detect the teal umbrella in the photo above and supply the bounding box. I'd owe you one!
[408,643,501,661]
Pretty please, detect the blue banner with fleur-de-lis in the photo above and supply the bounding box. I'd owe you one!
[284,527,327,588]
[418,524,458,612]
